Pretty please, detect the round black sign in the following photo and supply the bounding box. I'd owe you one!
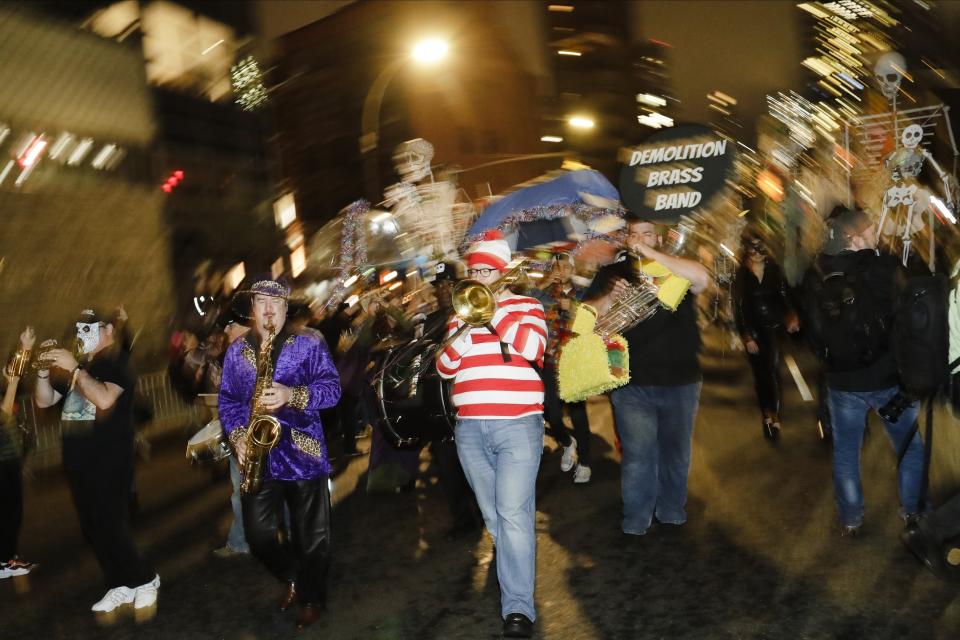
[619,124,734,221]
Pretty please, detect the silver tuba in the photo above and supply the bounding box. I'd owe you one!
[593,252,660,338]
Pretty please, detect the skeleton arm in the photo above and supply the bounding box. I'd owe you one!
[922,148,957,208]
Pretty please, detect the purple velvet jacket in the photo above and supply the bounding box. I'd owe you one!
[219,330,341,481]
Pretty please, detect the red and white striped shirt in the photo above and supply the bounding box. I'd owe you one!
[436,293,547,419]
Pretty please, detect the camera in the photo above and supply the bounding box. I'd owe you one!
[877,391,915,424]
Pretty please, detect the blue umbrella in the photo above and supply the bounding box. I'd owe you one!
[467,170,621,239]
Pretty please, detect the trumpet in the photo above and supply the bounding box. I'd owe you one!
[9,348,31,377]
[31,339,83,371]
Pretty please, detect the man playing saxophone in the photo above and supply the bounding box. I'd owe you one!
[583,213,711,537]
[219,277,341,629]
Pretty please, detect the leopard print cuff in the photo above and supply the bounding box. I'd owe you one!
[289,385,310,411]
[228,427,247,449]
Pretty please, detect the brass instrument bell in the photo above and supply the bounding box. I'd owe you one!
[9,348,30,377]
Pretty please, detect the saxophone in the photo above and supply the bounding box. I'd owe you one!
[240,323,282,495]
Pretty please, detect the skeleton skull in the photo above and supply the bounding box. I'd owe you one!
[874,52,906,101]
[901,124,923,149]
[393,138,435,183]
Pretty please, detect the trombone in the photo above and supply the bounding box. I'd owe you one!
[434,258,530,358]
[371,258,530,390]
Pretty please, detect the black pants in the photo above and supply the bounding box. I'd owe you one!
[242,477,331,605]
[0,459,22,560]
[62,437,154,589]
[430,438,480,528]
[746,328,782,419]
[543,364,592,466]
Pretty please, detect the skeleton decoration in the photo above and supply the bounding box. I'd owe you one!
[874,51,906,102]
[837,51,960,269]
[878,121,958,267]
[393,138,435,184]
[381,138,474,258]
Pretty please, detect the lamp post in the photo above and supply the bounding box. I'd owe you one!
[360,38,449,201]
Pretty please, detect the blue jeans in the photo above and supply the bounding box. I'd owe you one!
[827,386,924,527]
[610,382,701,535]
[226,456,250,553]
[455,415,543,622]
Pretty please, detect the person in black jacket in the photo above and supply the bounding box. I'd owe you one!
[732,232,799,440]
[802,209,924,537]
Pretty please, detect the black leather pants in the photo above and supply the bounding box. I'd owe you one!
[746,327,782,419]
[242,477,331,605]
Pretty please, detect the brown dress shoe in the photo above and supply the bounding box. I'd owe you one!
[279,582,297,611]
[296,603,323,629]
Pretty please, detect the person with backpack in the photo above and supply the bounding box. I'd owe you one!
[802,208,925,536]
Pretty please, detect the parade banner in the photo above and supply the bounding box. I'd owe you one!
[619,124,734,221]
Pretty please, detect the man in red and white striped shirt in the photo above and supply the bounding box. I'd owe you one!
[436,230,545,639]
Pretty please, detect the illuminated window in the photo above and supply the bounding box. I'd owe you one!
[290,246,306,278]
[273,193,297,229]
[224,262,246,293]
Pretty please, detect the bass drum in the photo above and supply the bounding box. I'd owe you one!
[373,342,456,449]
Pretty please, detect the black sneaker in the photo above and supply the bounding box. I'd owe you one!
[503,613,533,638]
[840,524,862,538]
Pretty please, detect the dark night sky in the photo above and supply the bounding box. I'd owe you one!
[634,1,806,136]
[23,0,813,143]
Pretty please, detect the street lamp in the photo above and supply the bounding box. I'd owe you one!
[411,38,449,64]
[568,115,595,130]
[360,38,450,199]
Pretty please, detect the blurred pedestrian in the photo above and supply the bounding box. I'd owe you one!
[802,209,924,536]
[212,312,251,559]
[0,327,38,580]
[34,309,159,617]
[532,254,593,483]
[732,232,799,440]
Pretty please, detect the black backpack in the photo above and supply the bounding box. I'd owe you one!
[892,274,950,398]
[807,266,890,371]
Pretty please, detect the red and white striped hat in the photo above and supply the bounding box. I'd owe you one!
[466,230,512,271]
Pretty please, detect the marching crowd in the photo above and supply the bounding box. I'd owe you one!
[2,207,960,638]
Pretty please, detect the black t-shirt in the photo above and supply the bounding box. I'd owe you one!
[584,256,702,386]
[56,349,136,465]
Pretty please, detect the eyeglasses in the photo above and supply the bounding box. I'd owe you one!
[466,268,494,278]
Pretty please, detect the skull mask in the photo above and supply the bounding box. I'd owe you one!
[901,124,923,149]
[393,138,434,183]
[874,52,906,101]
[76,321,101,354]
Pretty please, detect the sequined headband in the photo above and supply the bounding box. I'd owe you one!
[251,280,290,299]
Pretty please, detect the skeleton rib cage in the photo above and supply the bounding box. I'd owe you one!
[846,104,958,178]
